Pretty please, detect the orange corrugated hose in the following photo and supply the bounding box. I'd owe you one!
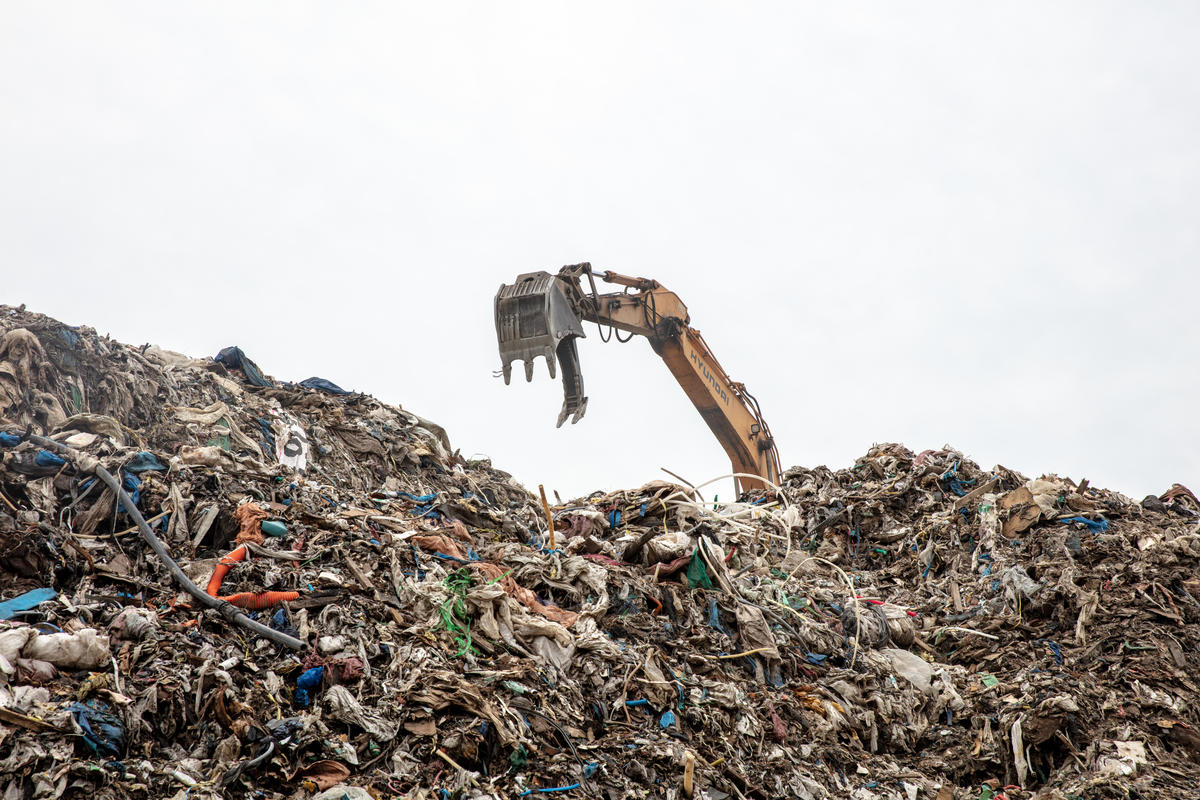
[206,545,300,609]
[206,544,248,596]
[218,590,301,610]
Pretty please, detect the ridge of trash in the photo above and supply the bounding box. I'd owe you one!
[0,303,1198,800]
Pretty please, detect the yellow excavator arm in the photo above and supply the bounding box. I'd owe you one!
[495,263,781,493]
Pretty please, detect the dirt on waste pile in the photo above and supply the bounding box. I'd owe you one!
[0,303,1198,800]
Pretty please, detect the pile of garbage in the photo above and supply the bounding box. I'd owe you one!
[1,303,1198,800]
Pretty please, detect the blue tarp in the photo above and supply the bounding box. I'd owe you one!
[0,587,57,620]
[66,700,126,757]
[124,451,167,474]
[35,450,66,468]
[1057,516,1109,532]
[295,666,324,707]
[118,472,142,513]
[299,377,352,395]
[215,346,272,388]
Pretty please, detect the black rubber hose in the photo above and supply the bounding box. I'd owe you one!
[22,432,304,650]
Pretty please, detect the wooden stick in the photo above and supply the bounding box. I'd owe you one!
[435,748,467,772]
[0,707,57,732]
[661,467,703,502]
[538,484,556,551]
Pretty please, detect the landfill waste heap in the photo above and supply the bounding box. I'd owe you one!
[0,305,1198,800]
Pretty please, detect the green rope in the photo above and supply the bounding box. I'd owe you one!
[437,568,478,657]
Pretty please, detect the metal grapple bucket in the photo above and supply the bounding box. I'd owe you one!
[494,271,588,427]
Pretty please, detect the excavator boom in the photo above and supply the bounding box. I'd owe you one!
[494,263,781,492]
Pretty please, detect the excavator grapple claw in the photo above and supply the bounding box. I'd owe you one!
[495,272,588,425]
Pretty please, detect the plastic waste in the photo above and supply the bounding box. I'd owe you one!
[67,699,126,757]
[109,606,160,641]
[882,648,934,696]
[21,628,111,669]
[0,587,57,620]
[295,666,324,707]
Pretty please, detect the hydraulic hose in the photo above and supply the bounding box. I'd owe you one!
[21,432,304,650]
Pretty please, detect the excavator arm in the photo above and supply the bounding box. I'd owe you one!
[495,263,781,492]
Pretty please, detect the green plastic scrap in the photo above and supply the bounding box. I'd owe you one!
[437,568,477,657]
[980,674,1000,688]
[485,569,514,585]
[206,433,231,451]
[207,417,234,451]
[686,549,713,589]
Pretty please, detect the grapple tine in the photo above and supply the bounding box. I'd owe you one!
[554,336,587,427]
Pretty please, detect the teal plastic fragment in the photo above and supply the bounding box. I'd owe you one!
[0,587,57,620]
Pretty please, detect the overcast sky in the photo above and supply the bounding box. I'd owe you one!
[3,3,1197,501]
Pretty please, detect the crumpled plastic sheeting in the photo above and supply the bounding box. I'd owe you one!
[66,699,125,757]
[470,561,579,627]
[322,685,395,742]
[214,346,272,388]
[20,628,111,670]
[0,328,68,431]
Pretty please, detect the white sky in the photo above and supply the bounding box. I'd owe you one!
[3,3,1197,501]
